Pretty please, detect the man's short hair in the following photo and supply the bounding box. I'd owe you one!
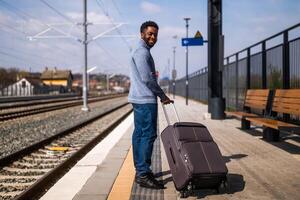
[140,21,159,33]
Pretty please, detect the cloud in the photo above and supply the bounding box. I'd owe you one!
[249,16,278,24]
[158,26,185,39]
[0,13,10,24]
[140,1,162,14]
[66,12,111,23]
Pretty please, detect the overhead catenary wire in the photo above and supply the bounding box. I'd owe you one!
[0,21,27,35]
[0,0,46,29]
[111,0,122,17]
[0,0,129,74]
[0,29,64,68]
[37,0,128,71]
[0,1,83,64]
[0,23,73,64]
[0,44,66,66]
[0,0,81,42]
[110,0,135,45]
[0,50,43,67]
[93,41,129,69]
[0,22,81,63]
[95,0,132,51]
[39,0,78,25]
[0,0,81,43]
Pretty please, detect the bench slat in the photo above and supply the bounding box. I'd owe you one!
[273,98,300,104]
[272,90,300,115]
[225,111,258,119]
[245,99,267,105]
[247,89,270,96]
[275,89,300,98]
[272,106,300,115]
[245,102,267,109]
[246,96,269,101]
[246,117,299,130]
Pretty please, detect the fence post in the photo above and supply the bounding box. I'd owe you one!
[262,41,267,89]
[247,48,251,89]
[282,31,290,89]
[226,57,229,109]
[235,53,239,110]
[283,31,290,121]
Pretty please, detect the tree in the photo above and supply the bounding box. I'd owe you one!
[0,67,19,89]
[267,64,282,89]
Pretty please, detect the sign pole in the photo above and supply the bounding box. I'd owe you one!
[172,46,176,99]
[184,18,190,105]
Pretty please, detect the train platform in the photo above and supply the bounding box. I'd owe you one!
[40,96,300,200]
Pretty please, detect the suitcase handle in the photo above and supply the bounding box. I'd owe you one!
[161,102,180,125]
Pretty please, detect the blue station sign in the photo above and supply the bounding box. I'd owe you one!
[181,30,205,46]
[181,37,204,46]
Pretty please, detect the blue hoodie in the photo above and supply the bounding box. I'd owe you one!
[128,39,168,104]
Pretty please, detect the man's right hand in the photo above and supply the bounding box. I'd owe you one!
[161,98,174,104]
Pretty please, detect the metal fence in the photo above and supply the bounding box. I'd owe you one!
[169,22,300,111]
[169,68,208,102]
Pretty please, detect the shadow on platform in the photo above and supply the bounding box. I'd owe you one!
[239,127,300,155]
[190,173,245,199]
[223,153,248,163]
[156,170,245,198]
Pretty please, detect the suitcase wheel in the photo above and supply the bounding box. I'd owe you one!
[180,190,189,198]
[180,183,193,198]
[216,179,228,194]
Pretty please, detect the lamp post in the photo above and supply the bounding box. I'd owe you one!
[184,17,191,105]
[103,71,116,93]
[87,66,97,95]
[172,46,176,99]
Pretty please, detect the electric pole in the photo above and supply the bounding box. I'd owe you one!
[81,0,89,111]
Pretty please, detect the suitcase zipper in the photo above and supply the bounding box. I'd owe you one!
[192,128,198,140]
[173,128,182,151]
[199,142,212,173]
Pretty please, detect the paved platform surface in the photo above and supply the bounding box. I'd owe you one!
[41,96,300,200]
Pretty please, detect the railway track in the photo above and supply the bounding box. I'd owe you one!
[0,94,125,121]
[0,101,132,200]
[0,94,78,104]
[0,96,81,110]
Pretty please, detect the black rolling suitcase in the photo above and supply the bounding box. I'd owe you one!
[160,103,228,197]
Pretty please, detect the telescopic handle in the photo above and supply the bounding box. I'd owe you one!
[161,102,180,126]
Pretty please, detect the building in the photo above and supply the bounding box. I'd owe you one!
[41,67,73,92]
[3,77,46,96]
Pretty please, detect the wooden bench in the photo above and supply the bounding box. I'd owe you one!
[225,89,271,129]
[246,89,300,141]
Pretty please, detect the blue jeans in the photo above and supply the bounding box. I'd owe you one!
[132,103,158,177]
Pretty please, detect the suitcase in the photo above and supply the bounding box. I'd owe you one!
[160,103,228,197]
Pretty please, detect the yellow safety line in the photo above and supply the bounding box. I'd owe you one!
[107,146,135,200]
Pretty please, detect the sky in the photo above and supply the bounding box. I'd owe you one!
[0,0,300,79]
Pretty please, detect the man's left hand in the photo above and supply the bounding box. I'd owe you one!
[162,98,174,104]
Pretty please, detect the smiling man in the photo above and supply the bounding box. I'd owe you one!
[128,21,173,189]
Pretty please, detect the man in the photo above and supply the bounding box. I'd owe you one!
[128,21,173,189]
